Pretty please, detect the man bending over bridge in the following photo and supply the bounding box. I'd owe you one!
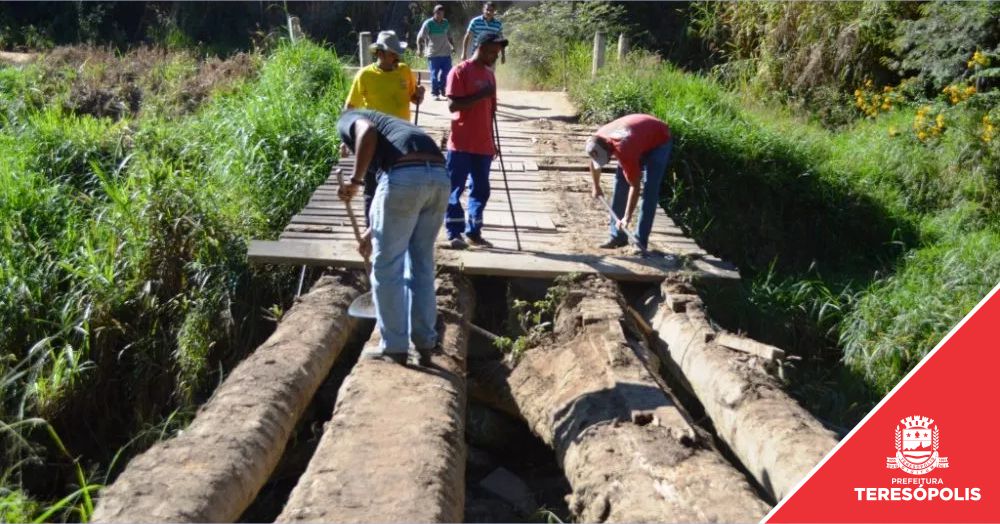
[337,110,449,366]
[587,113,673,252]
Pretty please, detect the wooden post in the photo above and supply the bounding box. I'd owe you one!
[359,31,372,67]
[617,33,629,62]
[591,31,606,78]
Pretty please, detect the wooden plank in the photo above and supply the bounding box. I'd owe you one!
[246,240,727,282]
[714,333,785,362]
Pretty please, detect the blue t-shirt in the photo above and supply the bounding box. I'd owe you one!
[467,15,503,52]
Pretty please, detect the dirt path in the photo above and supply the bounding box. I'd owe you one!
[276,273,474,523]
[92,273,364,523]
[0,51,37,65]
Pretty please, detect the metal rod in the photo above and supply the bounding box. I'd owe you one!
[597,194,646,255]
[414,71,421,126]
[493,112,521,251]
[296,265,306,297]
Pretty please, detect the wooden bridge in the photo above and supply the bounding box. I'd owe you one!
[94,89,841,524]
[247,91,736,282]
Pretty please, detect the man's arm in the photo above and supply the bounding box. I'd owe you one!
[461,30,472,60]
[590,162,603,198]
[338,119,377,201]
[407,66,425,105]
[416,20,429,55]
[344,69,365,110]
[498,24,506,64]
[622,184,640,229]
[618,157,642,227]
[448,84,494,112]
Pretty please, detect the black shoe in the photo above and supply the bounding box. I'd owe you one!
[366,352,408,365]
[416,344,438,367]
[598,237,628,249]
[447,236,469,250]
[466,235,494,248]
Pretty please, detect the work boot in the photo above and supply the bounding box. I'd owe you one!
[466,234,493,248]
[416,344,439,367]
[598,237,628,249]
[365,352,408,365]
[447,235,468,250]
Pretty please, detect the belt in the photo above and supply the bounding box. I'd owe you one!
[391,159,445,169]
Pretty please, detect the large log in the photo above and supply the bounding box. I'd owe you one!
[93,273,365,522]
[650,279,839,502]
[505,277,770,522]
[276,272,474,523]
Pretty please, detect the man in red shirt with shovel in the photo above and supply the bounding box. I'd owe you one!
[587,113,673,253]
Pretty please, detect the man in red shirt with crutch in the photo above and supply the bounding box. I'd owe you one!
[443,33,508,249]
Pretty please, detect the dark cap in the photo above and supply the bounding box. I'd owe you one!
[479,33,509,48]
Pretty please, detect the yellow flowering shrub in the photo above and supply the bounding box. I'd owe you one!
[854,79,904,118]
[913,105,946,142]
[967,50,990,69]
[942,84,976,105]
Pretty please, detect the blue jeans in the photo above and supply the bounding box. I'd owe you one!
[428,56,452,97]
[608,139,673,249]
[445,150,493,239]
[370,163,451,353]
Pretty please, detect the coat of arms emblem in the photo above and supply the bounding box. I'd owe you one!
[886,415,949,475]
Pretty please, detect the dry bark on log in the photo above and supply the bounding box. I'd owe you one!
[276,272,474,523]
[505,277,771,523]
[651,279,839,502]
[93,272,364,523]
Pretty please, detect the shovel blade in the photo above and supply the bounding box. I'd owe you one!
[348,291,377,319]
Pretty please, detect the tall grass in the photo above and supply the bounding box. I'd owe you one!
[1,40,348,519]
[571,58,999,423]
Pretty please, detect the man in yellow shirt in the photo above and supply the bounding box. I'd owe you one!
[344,30,426,224]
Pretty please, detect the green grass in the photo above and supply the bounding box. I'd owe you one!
[571,58,1000,424]
[1,40,348,519]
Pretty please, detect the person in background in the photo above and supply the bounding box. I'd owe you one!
[343,30,426,226]
[443,33,507,249]
[586,113,673,252]
[416,4,455,101]
[337,109,449,366]
[461,1,505,66]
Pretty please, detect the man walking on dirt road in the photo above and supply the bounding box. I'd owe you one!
[587,113,673,252]
[337,109,449,366]
[462,2,505,66]
[344,30,426,227]
[417,4,455,101]
[444,33,508,249]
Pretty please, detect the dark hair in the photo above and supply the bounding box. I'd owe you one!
[484,1,495,8]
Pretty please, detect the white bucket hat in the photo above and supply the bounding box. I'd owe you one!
[370,30,407,56]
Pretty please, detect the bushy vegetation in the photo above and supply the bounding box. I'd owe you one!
[501,1,627,90]
[691,1,1000,128]
[568,42,999,420]
[1,40,348,519]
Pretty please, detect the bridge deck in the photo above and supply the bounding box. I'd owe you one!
[247,91,737,282]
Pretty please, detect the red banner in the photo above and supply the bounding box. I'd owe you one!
[765,283,1000,523]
